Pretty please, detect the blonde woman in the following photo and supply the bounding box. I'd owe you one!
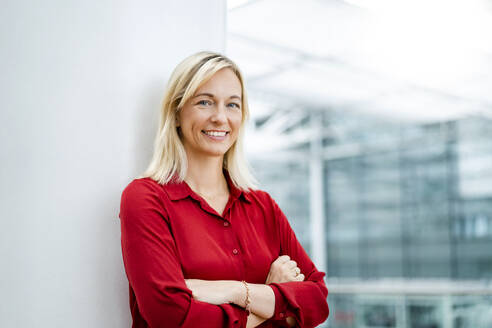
[119,51,329,328]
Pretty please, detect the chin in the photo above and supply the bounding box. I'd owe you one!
[206,150,229,157]
[202,146,231,157]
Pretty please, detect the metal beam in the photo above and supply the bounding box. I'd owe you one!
[309,111,327,273]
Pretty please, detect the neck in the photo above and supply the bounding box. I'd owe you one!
[184,151,228,197]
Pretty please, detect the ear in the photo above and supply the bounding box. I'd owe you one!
[175,111,180,127]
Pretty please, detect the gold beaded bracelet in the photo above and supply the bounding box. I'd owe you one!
[241,280,251,314]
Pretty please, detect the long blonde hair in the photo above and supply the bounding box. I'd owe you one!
[139,51,257,190]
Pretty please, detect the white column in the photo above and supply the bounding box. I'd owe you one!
[0,1,226,327]
[309,111,327,273]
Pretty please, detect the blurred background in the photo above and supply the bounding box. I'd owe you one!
[226,0,492,327]
[1,0,491,327]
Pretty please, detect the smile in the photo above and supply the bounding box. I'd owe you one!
[202,130,229,137]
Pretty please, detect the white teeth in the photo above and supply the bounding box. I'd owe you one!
[204,131,227,137]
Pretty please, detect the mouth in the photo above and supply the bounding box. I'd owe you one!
[202,130,229,137]
[202,130,229,138]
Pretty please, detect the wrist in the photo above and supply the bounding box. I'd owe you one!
[231,281,245,305]
[242,281,252,314]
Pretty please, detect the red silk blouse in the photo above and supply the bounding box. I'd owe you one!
[119,173,329,328]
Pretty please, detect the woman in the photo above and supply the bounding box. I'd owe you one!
[119,51,329,328]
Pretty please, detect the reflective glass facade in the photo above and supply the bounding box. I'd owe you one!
[250,115,492,327]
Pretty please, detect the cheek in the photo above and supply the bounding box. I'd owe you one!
[230,113,243,131]
[230,122,242,142]
[179,122,198,143]
[180,114,203,134]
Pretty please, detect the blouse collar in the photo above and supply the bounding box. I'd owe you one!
[164,170,252,204]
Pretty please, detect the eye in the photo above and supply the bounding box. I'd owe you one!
[196,99,212,106]
[228,102,241,109]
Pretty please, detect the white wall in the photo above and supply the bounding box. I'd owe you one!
[0,1,225,326]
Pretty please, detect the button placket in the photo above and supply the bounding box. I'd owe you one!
[224,208,245,279]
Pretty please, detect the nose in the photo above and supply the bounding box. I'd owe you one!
[210,102,227,124]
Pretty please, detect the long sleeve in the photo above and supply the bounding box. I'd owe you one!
[266,193,329,328]
[119,180,248,328]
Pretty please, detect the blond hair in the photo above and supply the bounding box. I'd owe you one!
[139,51,257,190]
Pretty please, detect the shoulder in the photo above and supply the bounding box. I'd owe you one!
[119,178,175,232]
[243,189,289,233]
[244,188,270,201]
[119,177,170,218]
[243,188,280,211]
[121,177,165,200]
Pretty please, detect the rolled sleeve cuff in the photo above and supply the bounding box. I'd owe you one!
[219,303,249,328]
[180,301,248,328]
[269,284,295,322]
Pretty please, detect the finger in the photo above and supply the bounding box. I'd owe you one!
[284,260,297,269]
[288,267,298,277]
[289,267,301,280]
[292,273,304,281]
[294,274,305,281]
[275,255,291,264]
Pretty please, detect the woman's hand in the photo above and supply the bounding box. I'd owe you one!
[186,279,275,320]
[265,255,305,284]
[266,255,302,327]
[185,279,239,305]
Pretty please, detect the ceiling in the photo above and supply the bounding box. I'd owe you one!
[226,0,492,124]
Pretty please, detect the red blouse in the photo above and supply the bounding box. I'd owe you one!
[119,173,329,328]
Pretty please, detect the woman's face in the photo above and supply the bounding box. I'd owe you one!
[177,68,243,159]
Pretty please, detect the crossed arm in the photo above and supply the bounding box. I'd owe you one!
[185,255,304,328]
[120,183,328,327]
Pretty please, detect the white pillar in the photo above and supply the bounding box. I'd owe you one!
[0,1,226,327]
[309,111,327,273]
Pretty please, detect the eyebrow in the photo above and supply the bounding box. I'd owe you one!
[193,93,242,101]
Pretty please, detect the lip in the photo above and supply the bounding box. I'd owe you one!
[201,130,229,141]
[203,130,229,133]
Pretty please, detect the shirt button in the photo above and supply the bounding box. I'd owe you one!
[232,248,239,255]
[223,221,230,227]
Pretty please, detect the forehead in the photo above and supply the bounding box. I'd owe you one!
[194,68,242,96]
